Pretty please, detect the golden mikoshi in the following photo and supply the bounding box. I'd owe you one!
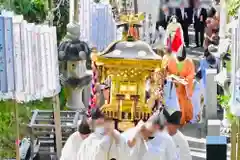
[91,13,165,131]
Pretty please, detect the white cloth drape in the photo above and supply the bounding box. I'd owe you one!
[0,11,61,102]
[79,0,117,51]
[137,0,160,31]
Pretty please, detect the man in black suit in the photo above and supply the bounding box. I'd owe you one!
[193,3,207,47]
[176,3,193,47]
[156,5,171,30]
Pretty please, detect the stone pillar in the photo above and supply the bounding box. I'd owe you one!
[207,120,221,136]
[205,69,218,120]
[69,0,74,23]
[83,83,91,108]
[66,88,85,111]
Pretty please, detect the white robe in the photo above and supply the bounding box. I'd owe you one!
[172,130,192,160]
[122,128,178,160]
[77,130,129,160]
[163,79,180,111]
[190,80,202,123]
[121,128,148,160]
[60,131,83,160]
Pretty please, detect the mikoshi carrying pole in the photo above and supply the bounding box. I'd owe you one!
[47,0,62,158]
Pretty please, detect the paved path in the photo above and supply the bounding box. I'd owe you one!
[186,24,205,69]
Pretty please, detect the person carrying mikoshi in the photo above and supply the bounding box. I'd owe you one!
[60,116,91,160]
[76,108,130,160]
[122,111,178,160]
[163,108,192,160]
[166,46,195,125]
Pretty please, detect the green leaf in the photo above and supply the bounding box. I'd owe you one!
[227,0,240,16]
[0,99,53,158]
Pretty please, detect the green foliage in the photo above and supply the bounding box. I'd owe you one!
[12,0,47,24]
[218,95,237,123]
[228,0,240,16]
[0,0,69,43]
[0,99,53,158]
[53,0,69,43]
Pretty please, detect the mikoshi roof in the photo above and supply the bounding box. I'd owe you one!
[99,40,162,60]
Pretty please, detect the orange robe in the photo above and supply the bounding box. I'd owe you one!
[167,57,195,125]
[162,54,176,68]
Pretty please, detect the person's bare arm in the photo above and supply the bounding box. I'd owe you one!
[127,120,145,148]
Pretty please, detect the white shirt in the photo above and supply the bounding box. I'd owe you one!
[197,8,201,18]
[165,13,169,21]
[122,128,178,160]
[143,131,177,160]
[172,130,192,160]
[180,8,184,19]
[77,130,129,160]
[60,131,83,160]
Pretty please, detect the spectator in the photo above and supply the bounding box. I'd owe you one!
[193,1,207,47]
[156,5,171,30]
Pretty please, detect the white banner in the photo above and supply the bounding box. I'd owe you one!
[0,11,61,102]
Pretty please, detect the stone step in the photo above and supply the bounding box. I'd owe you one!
[187,135,231,150]
[187,135,232,159]
[181,123,231,156]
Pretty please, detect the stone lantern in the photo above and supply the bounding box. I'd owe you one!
[58,23,92,111]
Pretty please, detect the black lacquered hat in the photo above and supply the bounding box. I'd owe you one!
[163,108,182,125]
[78,116,91,134]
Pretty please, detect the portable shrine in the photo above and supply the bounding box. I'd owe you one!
[91,18,163,130]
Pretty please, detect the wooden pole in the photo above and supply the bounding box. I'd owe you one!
[231,121,237,160]
[15,99,20,160]
[133,0,138,14]
[69,0,74,23]
[53,95,62,158]
[48,0,62,158]
[73,0,79,22]
[237,119,240,160]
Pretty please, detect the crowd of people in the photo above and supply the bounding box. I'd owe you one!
[60,107,192,160]
[156,0,220,51]
[58,1,224,159]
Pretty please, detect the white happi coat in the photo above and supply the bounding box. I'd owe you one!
[77,130,129,160]
[172,130,192,160]
[60,131,84,160]
[122,128,178,160]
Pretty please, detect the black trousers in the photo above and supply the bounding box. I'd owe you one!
[183,26,189,47]
[195,27,205,47]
